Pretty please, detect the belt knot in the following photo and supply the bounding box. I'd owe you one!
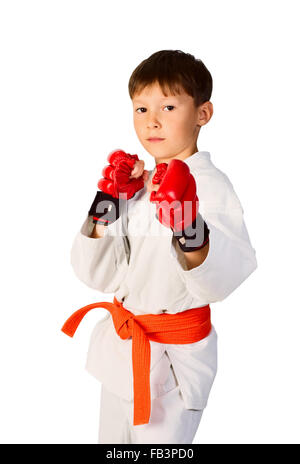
[114,308,135,340]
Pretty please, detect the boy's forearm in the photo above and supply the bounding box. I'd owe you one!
[183,241,209,270]
[90,223,106,238]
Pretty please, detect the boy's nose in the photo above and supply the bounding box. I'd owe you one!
[147,117,161,128]
[147,124,160,129]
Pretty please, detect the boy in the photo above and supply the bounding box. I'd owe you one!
[62,50,257,444]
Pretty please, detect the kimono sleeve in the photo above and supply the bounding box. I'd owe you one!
[70,215,128,293]
[170,170,257,302]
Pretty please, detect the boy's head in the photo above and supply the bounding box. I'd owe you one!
[128,50,213,164]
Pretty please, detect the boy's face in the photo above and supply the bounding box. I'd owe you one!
[132,81,212,164]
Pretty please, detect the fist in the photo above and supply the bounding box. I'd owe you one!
[149,159,199,232]
[98,149,149,199]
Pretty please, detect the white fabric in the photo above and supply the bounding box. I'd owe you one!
[70,150,257,410]
[98,352,203,444]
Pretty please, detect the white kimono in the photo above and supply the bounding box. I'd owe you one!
[70,150,257,411]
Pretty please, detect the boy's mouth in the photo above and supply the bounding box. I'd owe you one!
[147,138,165,142]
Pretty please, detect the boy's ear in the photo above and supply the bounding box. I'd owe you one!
[197,101,213,127]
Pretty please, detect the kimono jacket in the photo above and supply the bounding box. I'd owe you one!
[70,150,257,410]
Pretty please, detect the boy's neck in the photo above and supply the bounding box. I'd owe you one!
[155,146,199,165]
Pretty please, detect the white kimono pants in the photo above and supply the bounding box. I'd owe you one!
[98,361,203,444]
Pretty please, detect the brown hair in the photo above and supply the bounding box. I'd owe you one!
[128,49,213,108]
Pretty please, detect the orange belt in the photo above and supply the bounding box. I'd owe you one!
[61,297,211,426]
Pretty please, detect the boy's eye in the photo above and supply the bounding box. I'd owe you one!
[135,105,175,113]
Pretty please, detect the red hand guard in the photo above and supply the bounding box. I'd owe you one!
[151,162,168,185]
[150,159,199,233]
[98,149,145,199]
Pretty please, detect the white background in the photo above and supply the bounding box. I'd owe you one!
[0,0,299,444]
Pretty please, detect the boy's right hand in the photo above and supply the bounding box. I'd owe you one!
[98,149,148,199]
[88,149,148,226]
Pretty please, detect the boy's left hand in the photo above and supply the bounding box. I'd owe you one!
[149,159,199,233]
[148,159,210,253]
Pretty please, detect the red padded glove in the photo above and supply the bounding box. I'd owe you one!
[150,159,209,252]
[89,149,147,226]
[151,162,168,186]
[98,149,145,199]
[150,159,199,233]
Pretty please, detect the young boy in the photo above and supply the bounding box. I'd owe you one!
[62,50,257,444]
